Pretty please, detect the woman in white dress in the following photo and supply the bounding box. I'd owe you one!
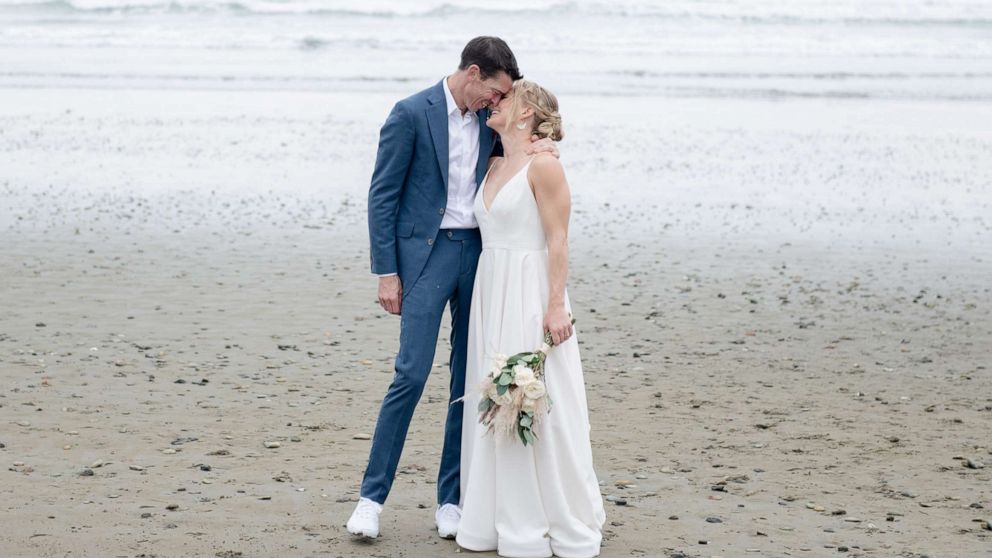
[456,80,606,558]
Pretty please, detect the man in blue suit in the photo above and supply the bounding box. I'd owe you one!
[348,37,521,540]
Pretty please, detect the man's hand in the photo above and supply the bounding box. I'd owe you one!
[378,275,402,315]
[526,135,560,158]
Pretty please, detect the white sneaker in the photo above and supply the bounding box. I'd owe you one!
[435,503,461,539]
[346,497,383,539]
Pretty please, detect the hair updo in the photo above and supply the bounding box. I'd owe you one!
[507,79,564,142]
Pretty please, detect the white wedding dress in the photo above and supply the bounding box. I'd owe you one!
[456,157,606,558]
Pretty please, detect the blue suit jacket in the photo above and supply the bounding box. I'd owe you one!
[368,79,499,293]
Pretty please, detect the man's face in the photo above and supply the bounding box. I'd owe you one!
[466,67,513,112]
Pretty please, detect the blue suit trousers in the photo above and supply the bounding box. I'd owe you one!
[361,228,482,506]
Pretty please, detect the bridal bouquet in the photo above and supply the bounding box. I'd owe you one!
[476,321,573,446]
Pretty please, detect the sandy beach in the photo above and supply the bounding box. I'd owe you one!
[1,82,990,558]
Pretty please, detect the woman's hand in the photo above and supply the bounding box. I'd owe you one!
[544,306,574,346]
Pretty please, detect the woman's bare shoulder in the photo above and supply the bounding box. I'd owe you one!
[528,153,565,183]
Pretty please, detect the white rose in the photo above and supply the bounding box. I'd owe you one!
[512,364,536,386]
[486,382,499,400]
[522,380,546,400]
[495,390,514,406]
[494,353,508,370]
[490,363,503,379]
[521,397,537,413]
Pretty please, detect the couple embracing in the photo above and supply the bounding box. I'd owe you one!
[348,36,605,558]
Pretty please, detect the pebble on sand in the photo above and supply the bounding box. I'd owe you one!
[963,457,984,469]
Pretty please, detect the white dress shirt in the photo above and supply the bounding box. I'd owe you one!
[440,76,480,229]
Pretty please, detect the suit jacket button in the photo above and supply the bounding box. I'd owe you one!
[438,208,445,215]
[427,239,434,246]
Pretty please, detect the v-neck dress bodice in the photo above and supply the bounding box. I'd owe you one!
[474,159,548,252]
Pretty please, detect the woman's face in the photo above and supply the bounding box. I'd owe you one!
[487,88,516,130]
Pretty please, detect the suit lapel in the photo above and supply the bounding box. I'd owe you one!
[426,82,449,191]
[476,108,494,187]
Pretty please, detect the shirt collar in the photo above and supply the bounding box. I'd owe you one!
[442,76,473,119]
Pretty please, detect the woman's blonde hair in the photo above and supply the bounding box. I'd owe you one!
[504,79,563,142]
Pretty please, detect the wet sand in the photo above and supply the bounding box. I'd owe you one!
[1,88,990,558]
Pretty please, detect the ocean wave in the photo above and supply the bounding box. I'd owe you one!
[609,70,992,81]
[0,0,575,17]
[2,69,991,102]
[2,0,991,27]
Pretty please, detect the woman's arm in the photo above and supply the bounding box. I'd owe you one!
[529,154,574,345]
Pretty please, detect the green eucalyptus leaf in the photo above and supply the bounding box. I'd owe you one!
[523,428,535,445]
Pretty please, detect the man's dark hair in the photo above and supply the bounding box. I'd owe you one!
[459,36,523,81]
